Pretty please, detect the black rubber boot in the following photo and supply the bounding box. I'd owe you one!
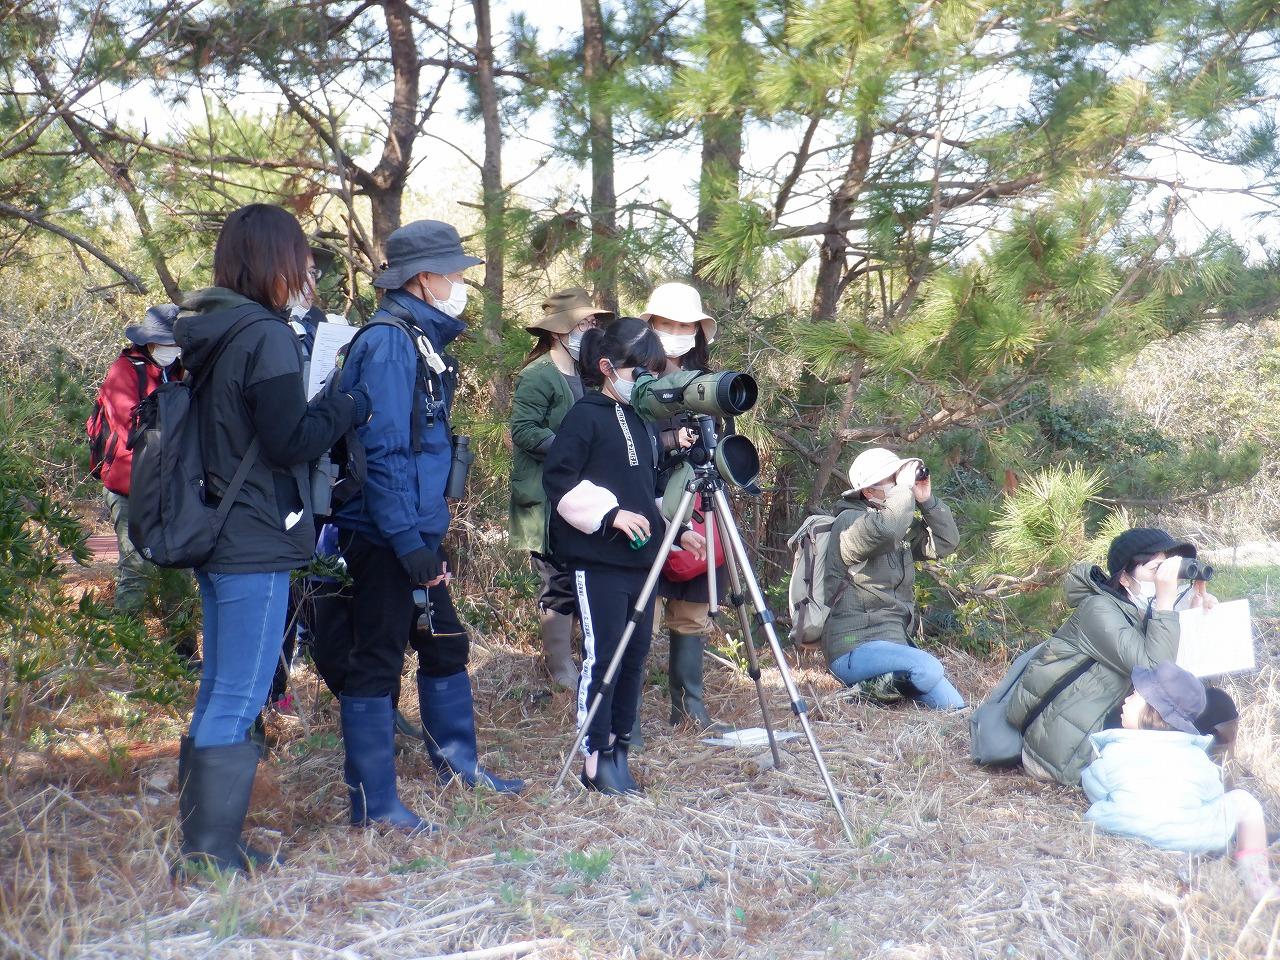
[178,741,264,875]
[668,632,730,733]
[611,736,641,794]
[580,747,628,796]
[179,735,279,869]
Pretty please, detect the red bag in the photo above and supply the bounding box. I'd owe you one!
[662,495,725,582]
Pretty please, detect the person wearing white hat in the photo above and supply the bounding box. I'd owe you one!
[822,447,964,709]
[637,282,729,737]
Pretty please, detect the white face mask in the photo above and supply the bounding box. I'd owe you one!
[1137,580,1157,600]
[564,331,584,360]
[657,330,697,358]
[428,278,468,318]
[150,344,181,366]
[609,367,635,404]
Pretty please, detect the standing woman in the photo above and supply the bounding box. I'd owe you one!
[174,204,368,872]
[509,289,613,689]
[638,282,729,735]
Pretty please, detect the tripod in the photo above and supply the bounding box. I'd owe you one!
[553,417,857,845]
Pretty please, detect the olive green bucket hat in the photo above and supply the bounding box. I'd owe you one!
[527,287,614,335]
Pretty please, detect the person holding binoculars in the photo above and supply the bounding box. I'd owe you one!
[1007,527,1220,787]
[822,447,964,710]
[332,220,523,833]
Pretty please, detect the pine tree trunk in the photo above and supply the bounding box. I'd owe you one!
[472,0,510,410]
[580,0,618,312]
[366,0,419,263]
[692,0,746,314]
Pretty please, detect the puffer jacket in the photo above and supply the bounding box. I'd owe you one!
[820,485,959,665]
[1006,563,1181,786]
[1082,728,1231,852]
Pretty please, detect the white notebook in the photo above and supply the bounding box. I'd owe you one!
[1176,598,1255,678]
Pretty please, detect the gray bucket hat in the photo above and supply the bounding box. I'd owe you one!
[124,304,179,346]
[1132,661,1207,735]
[373,220,483,290]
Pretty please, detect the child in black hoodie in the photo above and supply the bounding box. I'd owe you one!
[543,317,706,794]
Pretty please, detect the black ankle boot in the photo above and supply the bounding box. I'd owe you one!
[580,748,628,796]
[611,737,641,794]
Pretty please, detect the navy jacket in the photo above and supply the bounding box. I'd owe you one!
[334,290,463,556]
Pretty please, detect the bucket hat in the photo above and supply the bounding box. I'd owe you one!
[527,287,614,335]
[1106,528,1196,577]
[373,220,483,290]
[844,448,920,495]
[1132,661,1207,735]
[640,282,717,344]
[124,304,179,347]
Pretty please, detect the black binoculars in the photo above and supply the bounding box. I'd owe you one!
[916,463,929,482]
[1179,557,1214,582]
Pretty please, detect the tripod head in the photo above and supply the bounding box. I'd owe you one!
[661,415,762,522]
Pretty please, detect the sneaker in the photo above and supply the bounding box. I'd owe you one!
[857,673,905,704]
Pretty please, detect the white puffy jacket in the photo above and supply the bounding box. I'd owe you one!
[1081,728,1233,853]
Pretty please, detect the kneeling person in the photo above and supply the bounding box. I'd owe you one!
[822,448,964,709]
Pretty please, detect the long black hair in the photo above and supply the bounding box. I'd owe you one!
[520,331,556,369]
[578,316,666,390]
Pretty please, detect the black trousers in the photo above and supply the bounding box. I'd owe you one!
[337,530,470,698]
[574,566,654,755]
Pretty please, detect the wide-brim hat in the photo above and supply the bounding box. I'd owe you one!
[1106,528,1196,577]
[844,447,920,495]
[640,282,717,344]
[124,304,179,347]
[373,220,483,290]
[1132,662,1206,735]
[527,287,614,335]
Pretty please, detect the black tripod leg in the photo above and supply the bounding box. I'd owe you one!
[710,488,858,846]
[554,485,699,789]
[711,496,783,768]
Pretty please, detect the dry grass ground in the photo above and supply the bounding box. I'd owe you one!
[4,568,1279,960]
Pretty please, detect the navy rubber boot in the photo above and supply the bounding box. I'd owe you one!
[340,695,433,833]
[418,671,525,794]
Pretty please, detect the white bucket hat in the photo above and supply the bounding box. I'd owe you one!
[640,282,717,344]
[845,448,921,495]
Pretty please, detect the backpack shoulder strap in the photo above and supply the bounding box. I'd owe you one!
[191,304,277,392]
[125,354,150,398]
[1018,654,1096,735]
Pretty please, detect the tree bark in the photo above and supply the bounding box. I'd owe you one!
[472,0,510,409]
[580,0,617,312]
[812,124,875,323]
[363,0,420,263]
[693,0,746,314]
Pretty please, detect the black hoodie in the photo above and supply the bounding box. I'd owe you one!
[175,287,357,572]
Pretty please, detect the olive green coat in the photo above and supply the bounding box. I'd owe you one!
[508,355,575,552]
[1006,562,1181,786]
[820,485,960,665]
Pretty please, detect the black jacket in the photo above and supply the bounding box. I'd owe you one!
[543,391,670,573]
[175,287,357,573]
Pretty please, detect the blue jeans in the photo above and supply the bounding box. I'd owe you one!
[830,640,965,710]
[190,570,291,747]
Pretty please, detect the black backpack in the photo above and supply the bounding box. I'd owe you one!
[126,309,269,568]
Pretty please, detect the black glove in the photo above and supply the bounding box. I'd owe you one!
[400,546,440,585]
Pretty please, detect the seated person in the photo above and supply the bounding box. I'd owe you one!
[1082,662,1274,901]
[822,447,964,709]
[1007,527,1213,786]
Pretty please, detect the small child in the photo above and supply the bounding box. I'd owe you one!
[1082,661,1275,900]
[542,317,706,795]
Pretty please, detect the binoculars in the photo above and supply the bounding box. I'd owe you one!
[1179,557,1214,582]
